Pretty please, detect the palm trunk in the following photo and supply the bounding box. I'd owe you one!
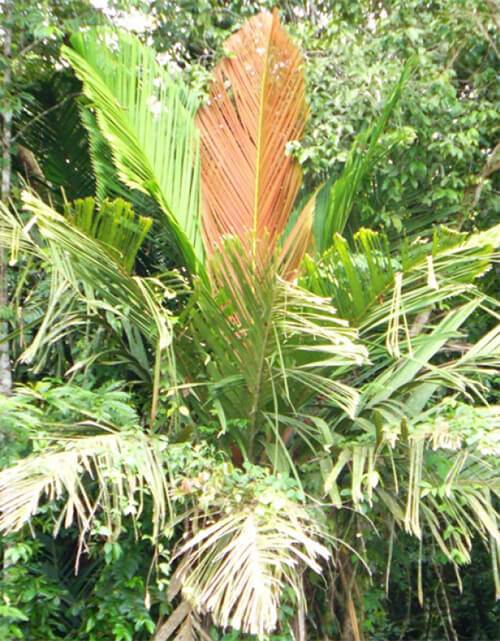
[338,551,365,641]
[0,0,13,396]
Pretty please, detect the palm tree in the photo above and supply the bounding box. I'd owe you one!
[1,9,500,641]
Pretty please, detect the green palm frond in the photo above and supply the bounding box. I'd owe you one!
[63,28,203,274]
[170,499,329,635]
[65,197,152,274]
[302,224,500,422]
[304,225,495,328]
[14,72,95,200]
[312,60,414,252]
[186,240,367,460]
[19,272,85,369]
[1,194,176,423]
[80,88,165,226]
[4,193,172,351]
[309,220,500,596]
[79,105,126,203]
[362,297,485,413]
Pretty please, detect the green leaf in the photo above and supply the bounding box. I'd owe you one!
[65,197,152,274]
[63,28,204,275]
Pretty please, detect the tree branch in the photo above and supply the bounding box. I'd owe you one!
[458,140,500,229]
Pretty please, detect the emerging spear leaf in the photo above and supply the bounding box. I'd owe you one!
[312,60,414,252]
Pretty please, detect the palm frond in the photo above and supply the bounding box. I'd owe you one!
[150,601,206,641]
[12,193,173,350]
[362,298,484,414]
[322,418,500,594]
[1,194,176,423]
[79,105,126,203]
[19,272,84,368]
[65,197,152,274]
[312,60,414,252]
[63,29,203,273]
[187,241,367,459]
[0,432,171,544]
[14,72,95,200]
[302,224,500,416]
[304,225,495,329]
[196,9,310,271]
[170,500,329,635]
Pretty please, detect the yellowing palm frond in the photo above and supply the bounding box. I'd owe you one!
[321,420,500,595]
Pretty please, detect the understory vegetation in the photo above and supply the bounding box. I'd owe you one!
[0,1,499,640]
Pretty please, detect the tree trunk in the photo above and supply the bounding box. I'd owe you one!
[0,0,13,396]
[1,6,14,633]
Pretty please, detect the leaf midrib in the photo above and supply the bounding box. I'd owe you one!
[252,16,273,262]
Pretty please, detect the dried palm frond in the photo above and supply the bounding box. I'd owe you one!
[170,499,329,635]
[0,432,171,548]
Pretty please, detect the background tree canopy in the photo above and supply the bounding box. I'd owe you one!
[0,1,499,641]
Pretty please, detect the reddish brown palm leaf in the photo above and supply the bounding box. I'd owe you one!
[197,9,309,270]
[280,190,317,279]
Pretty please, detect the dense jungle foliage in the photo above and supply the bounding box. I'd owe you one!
[0,1,499,640]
